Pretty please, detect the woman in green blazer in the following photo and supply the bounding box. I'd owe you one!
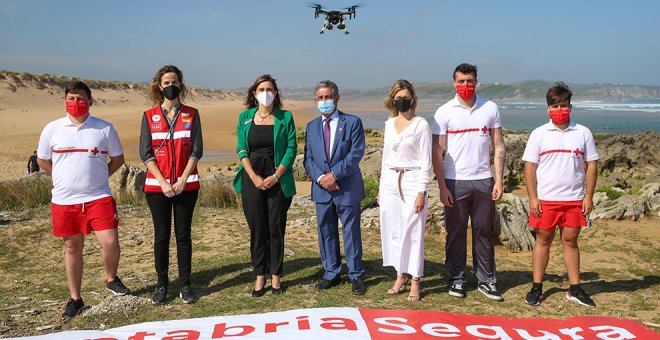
[234,74,297,297]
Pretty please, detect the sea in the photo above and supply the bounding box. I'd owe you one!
[338,99,660,134]
[205,99,659,164]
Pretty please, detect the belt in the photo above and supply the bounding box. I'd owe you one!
[390,167,412,202]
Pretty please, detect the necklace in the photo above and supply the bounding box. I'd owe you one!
[257,111,271,123]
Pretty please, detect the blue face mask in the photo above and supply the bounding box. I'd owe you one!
[317,100,336,114]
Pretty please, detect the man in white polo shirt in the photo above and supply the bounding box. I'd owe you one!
[37,81,130,321]
[522,82,598,307]
[431,63,506,301]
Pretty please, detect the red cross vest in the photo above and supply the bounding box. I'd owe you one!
[143,105,200,193]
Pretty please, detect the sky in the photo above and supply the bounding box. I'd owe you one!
[1,0,659,89]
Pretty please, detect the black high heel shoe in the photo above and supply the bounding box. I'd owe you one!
[252,276,266,297]
[272,285,284,295]
[252,288,265,297]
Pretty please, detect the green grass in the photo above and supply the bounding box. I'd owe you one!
[361,177,379,209]
[596,186,624,200]
[0,177,52,210]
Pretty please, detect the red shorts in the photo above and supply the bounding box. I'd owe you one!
[51,196,119,237]
[528,200,587,230]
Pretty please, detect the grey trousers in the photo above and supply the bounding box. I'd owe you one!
[444,178,496,285]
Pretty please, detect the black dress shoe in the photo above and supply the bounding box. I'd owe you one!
[252,288,265,297]
[315,276,341,290]
[272,285,284,295]
[351,277,366,295]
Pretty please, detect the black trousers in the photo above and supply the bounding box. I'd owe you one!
[145,189,198,287]
[241,171,292,276]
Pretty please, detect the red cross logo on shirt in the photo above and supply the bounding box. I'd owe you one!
[573,148,581,156]
[91,147,100,156]
[481,126,489,134]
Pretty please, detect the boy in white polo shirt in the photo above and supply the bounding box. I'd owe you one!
[37,81,130,321]
[432,63,506,301]
[522,82,599,307]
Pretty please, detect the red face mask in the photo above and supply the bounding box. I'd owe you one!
[65,100,89,118]
[549,108,571,124]
[456,83,476,100]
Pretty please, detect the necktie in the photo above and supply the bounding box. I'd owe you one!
[323,117,331,161]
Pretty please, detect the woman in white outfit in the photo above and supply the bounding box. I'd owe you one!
[379,80,432,301]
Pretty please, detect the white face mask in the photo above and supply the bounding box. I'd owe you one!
[256,91,275,107]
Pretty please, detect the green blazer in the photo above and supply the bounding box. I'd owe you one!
[233,107,297,198]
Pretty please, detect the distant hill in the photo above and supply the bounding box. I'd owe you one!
[282,80,660,102]
[0,69,242,104]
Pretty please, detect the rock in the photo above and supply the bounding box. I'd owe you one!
[206,165,221,172]
[640,183,660,214]
[493,194,535,251]
[291,154,310,181]
[591,195,651,221]
[83,295,150,317]
[109,164,145,197]
[360,207,379,228]
[592,192,608,206]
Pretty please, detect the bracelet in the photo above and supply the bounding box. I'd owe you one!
[272,173,279,181]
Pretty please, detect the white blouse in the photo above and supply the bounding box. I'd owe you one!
[381,116,433,193]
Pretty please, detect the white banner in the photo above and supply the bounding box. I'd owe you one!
[8,307,659,340]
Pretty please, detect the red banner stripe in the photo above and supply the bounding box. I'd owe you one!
[52,149,108,154]
[447,128,481,134]
[539,149,583,156]
[52,149,90,153]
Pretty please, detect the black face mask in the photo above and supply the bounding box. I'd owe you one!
[162,85,181,100]
[394,98,412,113]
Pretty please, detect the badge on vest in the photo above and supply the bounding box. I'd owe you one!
[152,115,161,122]
[183,123,191,129]
[182,112,190,117]
[151,122,162,130]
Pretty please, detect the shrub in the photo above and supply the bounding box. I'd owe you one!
[361,177,379,209]
[596,186,624,201]
[0,176,52,210]
[197,182,240,208]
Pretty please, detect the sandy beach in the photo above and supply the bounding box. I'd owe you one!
[0,78,317,182]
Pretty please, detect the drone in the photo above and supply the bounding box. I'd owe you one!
[309,4,360,35]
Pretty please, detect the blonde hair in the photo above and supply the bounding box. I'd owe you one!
[384,79,417,117]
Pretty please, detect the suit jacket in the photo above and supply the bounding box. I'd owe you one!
[233,107,297,198]
[304,110,365,205]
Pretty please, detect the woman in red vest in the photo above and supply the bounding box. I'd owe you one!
[139,65,203,304]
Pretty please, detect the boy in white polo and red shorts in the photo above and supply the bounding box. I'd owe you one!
[522,82,599,307]
[37,81,131,321]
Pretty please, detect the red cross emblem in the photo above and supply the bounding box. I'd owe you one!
[573,148,581,156]
[481,126,488,134]
[91,147,100,156]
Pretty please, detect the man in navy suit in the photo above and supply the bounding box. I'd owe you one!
[304,80,367,295]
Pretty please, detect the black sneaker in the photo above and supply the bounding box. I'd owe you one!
[180,286,196,304]
[566,287,596,307]
[152,286,167,305]
[525,287,542,306]
[478,282,504,301]
[448,283,466,298]
[61,298,85,321]
[106,276,130,296]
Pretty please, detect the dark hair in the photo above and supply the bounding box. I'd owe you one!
[148,65,188,106]
[546,81,572,106]
[384,79,418,117]
[314,80,339,98]
[244,74,283,109]
[65,81,92,99]
[453,63,478,80]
